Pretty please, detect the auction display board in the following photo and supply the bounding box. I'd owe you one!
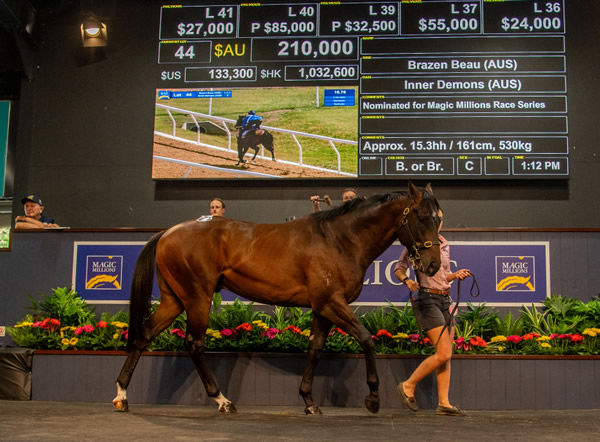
[153,0,568,180]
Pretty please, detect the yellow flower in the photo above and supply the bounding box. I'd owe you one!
[69,337,78,346]
[14,321,33,328]
[540,342,551,348]
[252,320,269,330]
[393,332,409,340]
[583,328,598,337]
[497,346,505,352]
[112,333,120,340]
[301,329,311,337]
[537,336,551,341]
[61,338,70,346]
[491,335,507,343]
[111,321,128,328]
[206,329,222,339]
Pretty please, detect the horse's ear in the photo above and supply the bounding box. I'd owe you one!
[408,181,422,205]
[425,182,433,195]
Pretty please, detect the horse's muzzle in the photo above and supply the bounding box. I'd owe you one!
[423,260,441,276]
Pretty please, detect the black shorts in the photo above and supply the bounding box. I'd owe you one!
[412,292,453,332]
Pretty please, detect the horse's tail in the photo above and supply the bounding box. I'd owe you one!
[127,230,167,351]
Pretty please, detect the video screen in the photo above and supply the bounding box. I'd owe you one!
[152,86,358,179]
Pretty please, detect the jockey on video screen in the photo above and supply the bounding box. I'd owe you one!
[239,110,262,137]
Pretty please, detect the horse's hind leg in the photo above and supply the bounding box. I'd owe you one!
[113,291,183,411]
[299,313,332,415]
[186,302,236,413]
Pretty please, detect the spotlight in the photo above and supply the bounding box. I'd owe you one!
[80,13,107,47]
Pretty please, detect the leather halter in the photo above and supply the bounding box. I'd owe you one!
[400,206,440,272]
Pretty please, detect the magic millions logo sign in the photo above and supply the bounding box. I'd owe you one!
[496,256,536,292]
[85,255,123,290]
[73,242,159,302]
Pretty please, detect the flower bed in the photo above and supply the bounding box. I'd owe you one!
[8,288,600,355]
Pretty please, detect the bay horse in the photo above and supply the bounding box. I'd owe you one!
[113,182,441,415]
[234,115,275,165]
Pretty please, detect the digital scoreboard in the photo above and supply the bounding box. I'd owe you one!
[154,0,568,180]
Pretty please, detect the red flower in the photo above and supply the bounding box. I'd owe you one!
[376,329,393,338]
[284,325,302,334]
[329,327,347,336]
[121,330,128,339]
[96,321,108,328]
[469,336,487,347]
[408,333,421,343]
[423,337,432,345]
[235,323,252,332]
[569,334,584,343]
[262,328,279,339]
[454,337,470,351]
[506,335,522,343]
[40,318,61,332]
[522,332,540,341]
[170,328,186,338]
[221,328,236,337]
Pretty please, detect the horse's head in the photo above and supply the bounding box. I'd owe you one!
[235,115,244,128]
[397,182,442,276]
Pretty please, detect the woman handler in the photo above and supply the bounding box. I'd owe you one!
[393,208,471,416]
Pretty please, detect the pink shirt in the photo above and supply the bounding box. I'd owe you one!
[394,234,450,291]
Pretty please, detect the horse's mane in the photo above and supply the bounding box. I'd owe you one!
[311,191,409,223]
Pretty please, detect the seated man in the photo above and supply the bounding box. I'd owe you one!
[239,110,262,138]
[14,195,59,229]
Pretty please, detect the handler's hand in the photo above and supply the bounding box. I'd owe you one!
[454,269,471,280]
[405,279,420,292]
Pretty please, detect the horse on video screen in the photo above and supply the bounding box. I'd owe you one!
[234,115,275,165]
[113,182,441,415]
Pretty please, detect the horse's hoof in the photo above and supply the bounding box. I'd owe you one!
[364,395,380,414]
[112,399,129,412]
[304,405,322,415]
[218,402,237,414]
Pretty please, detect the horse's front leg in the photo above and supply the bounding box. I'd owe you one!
[250,147,259,162]
[320,300,380,414]
[300,314,332,415]
[236,143,248,165]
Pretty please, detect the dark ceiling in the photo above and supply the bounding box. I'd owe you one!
[0,0,79,99]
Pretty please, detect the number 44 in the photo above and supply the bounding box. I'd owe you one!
[175,45,195,60]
